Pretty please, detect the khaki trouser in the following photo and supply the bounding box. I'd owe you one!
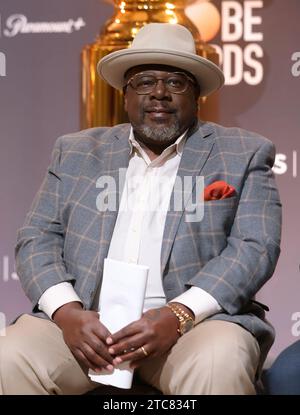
[0,314,260,395]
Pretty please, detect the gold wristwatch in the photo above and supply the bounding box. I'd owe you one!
[166,303,195,335]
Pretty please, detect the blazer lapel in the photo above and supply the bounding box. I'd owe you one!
[93,124,131,282]
[161,121,216,275]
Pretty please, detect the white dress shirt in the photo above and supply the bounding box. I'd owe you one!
[39,128,221,323]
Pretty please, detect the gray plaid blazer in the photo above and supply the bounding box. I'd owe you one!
[15,121,281,362]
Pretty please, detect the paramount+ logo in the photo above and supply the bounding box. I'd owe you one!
[1,14,86,37]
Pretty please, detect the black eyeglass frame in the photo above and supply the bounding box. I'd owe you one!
[124,71,197,95]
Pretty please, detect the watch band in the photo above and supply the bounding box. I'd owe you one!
[166,303,194,335]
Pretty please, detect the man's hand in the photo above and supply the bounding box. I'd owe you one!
[53,302,114,373]
[106,304,192,369]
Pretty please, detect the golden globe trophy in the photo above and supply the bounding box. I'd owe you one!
[81,0,220,128]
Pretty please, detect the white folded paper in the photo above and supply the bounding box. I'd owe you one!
[88,258,149,389]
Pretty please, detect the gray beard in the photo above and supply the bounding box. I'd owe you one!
[132,119,181,143]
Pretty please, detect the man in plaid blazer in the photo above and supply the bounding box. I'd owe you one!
[0,24,281,395]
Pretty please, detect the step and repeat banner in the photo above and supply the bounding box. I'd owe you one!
[0,0,299,359]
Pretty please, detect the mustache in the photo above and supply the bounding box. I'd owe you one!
[143,105,175,113]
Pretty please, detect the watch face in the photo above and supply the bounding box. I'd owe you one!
[182,318,194,334]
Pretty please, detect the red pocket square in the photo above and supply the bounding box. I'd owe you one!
[204,180,236,201]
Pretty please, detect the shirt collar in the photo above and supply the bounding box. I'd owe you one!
[128,127,187,158]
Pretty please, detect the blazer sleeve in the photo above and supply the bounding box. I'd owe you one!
[187,140,282,315]
[15,137,76,312]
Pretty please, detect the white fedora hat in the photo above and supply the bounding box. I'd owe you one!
[97,23,224,97]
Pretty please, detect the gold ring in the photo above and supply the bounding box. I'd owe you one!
[140,345,148,357]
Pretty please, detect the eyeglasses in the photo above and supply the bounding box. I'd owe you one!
[124,71,196,95]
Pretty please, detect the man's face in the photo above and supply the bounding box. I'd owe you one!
[124,64,200,147]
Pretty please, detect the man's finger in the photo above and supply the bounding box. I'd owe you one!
[88,334,114,363]
[92,321,112,342]
[108,333,145,356]
[112,344,151,365]
[74,348,99,372]
[81,342,113,370]
[106,322,140,345]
